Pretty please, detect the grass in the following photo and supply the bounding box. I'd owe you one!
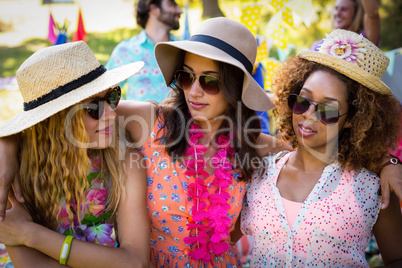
[0,27,141,78]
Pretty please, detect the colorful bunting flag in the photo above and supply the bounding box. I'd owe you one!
[47,12,57,44]
[264,58,281,92]
[73,8,86,42]
[266,13,287,49]
[268,0,289,12]
[263,0,314,51]
[256,40,269,63]
[181,5,190,40]
[282,7,294,27]
[289,0,314,27]
[55,32,67,45]
[277,47,291,62]
[385,48,402,76]
[241,4,262,35]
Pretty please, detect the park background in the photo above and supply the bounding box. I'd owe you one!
[0,0,401,123]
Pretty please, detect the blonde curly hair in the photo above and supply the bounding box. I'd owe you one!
[274,57,401,174]
[19,106,124,231]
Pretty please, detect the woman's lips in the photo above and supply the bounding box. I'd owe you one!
[189,100,208,109]
[298,124,316,137]
[97,124,114,135]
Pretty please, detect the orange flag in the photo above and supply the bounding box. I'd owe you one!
[73,8,86,42]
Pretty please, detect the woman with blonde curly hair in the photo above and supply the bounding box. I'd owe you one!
[241,29,402,267]
[0,41,149,267]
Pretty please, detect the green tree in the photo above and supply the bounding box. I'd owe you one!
[380,0,402,50]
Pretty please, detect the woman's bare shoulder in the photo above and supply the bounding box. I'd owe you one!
[116,100,159,146]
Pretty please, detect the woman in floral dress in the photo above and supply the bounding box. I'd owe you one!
[117,17,287,267]
[0,42,150,267]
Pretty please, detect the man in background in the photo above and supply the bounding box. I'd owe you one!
[106,0,182,102]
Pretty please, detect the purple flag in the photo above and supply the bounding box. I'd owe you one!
[47,12,57,44]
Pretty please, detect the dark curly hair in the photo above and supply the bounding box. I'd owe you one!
[274,56,401,174]
[136,0,162,28]
[158,51,262,181]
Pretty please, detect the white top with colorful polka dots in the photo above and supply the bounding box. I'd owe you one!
[241,151,381,268]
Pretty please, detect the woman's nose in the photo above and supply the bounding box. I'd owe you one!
[303,103,318,122]
[188,78,204,97]
[102,102,117,121]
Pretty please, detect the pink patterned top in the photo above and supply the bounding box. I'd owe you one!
[241,151,381,268]
[140,112,245,267]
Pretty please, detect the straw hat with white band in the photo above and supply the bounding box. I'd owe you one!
[0,41,144,137]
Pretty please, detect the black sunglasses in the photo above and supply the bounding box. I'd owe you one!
[287,94,347,125]
[174,70,221,95]
[84,86,121,120]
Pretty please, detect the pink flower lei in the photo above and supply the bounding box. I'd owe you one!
[183,123,235,263]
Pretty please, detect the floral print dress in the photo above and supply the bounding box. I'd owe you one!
[58,153,116,246]
[140,114,245,267]
[3,153,116,267]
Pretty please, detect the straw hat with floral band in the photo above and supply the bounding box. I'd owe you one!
[298,29,402,171]
[154,17,274,112]
[298,29,391,95]
[0,41,144,137]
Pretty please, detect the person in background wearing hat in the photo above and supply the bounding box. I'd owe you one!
[311,0,380,51]
[106,0,182,102]
[241,29,402,267]
[0,42,150,267]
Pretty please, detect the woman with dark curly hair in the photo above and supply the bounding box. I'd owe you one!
[241,29,402,267]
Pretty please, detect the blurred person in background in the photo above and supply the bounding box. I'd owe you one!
[311,0,380,51]
[106,0,182,102]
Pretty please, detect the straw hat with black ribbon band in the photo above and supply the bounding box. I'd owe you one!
[154,17,274,112]
[298,29,392,95]
[0,41,144,137]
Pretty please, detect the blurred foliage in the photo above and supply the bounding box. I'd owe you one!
[0,38,51,77]
[0,0,401,78]
[86,27,140,64]
[380,0,402,51]
[0,20,13,33]
[0,27,139,77]
[193,0,401,51]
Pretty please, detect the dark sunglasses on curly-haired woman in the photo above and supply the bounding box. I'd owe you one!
[287,94,347,125]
